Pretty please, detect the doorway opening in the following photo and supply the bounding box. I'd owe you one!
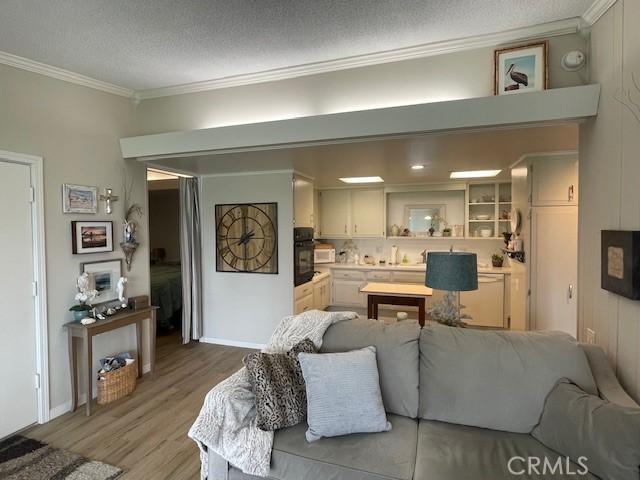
[147,168,182,344]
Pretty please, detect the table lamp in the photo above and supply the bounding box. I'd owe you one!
[425,250,478,326]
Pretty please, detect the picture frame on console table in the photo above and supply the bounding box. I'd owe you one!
[71,221,114,254]
[80,259,123,304]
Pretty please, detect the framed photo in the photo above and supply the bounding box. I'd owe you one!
[62,184,98,213]
[215,203,278,274]
[71,221,114,254]
[494,42,548,95]
[80,259,122,303]
[601,230,640,300]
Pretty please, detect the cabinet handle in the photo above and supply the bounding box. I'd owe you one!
[568,284,574,300]
[568,185,574,202]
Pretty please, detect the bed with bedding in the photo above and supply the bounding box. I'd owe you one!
[150,263,182,330]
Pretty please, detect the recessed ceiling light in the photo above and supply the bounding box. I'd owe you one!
[339,176,384,184]
[411,165,425,170]
[450,170,501,179]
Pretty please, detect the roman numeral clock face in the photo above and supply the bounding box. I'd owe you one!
[215,203,278,274]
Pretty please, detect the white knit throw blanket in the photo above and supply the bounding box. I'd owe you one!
[188,310,358,478]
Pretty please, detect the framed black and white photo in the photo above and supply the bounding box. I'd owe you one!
[71,221,114,254]
[601,230,640,300]
[62,184,98,213]
[494,42,548,95]
[80,259,122,303]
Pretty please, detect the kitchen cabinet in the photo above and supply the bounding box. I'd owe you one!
[530,206,577,336]
[294,280,314,314]
[460,274,505,328]
[530,155,578,206]
[318,189,350,238]
[293,174,314,228]
[332,270,366,307]
[313,275,331,311]
[351,189,384,237]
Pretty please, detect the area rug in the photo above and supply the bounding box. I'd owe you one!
[0,435,123,479]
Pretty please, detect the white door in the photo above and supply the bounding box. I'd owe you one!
[0,160,38,438]
[530,206,578,336]
[318,189,350,238]
[351,189,384,237]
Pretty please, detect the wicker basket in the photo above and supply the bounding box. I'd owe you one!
[97,361,137,405]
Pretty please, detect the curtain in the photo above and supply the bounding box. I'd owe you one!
[179,177,203,344]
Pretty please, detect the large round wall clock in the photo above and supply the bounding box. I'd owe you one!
[215,203,278,274]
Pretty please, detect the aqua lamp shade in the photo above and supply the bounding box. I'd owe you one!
[425,252,478,291]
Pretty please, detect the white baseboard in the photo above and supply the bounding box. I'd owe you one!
[48,363,152,420]
[199,337,265,350]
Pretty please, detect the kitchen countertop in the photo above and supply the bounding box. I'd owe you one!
[317,262,512,275]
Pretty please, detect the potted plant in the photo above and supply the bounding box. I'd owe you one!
[69,273,98,321]
[442,227,452,237]
[492,253,504,268]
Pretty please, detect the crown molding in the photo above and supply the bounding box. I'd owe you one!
[135,17,581,100]
[582,0,617,26]
[0,51,134,98]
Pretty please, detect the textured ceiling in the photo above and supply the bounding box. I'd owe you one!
[0,0,593,91]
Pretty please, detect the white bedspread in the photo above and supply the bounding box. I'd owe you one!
[188,310,358,478]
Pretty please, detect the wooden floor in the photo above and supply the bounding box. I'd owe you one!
[25,332,251,480]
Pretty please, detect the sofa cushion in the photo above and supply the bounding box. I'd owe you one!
[299,346,392,442]
[532,379,640,480]
[321,318,420,418]
[267,414,417,480]
[419,325,597,433]
[415,419,598,480]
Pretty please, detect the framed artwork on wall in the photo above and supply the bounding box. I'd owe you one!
[601,230,640,300]
[80,259,122,303]
[215,203,278,274]
[62,184,98,213]
[494,42,548,95]
[71,221,114,254]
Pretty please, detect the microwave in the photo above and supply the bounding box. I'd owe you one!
[314,248,335,264]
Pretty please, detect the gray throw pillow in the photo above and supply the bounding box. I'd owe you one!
[532,379,640,480]
[245,338,317,431]
[298,346,392,442]
[419,325,597,433]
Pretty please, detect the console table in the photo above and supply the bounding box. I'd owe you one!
[64,306,158,416]
[361,283,433,327]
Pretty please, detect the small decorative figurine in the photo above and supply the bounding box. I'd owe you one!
[117,276,128,308]
[99,188,119,214]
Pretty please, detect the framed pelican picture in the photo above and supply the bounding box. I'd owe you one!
[494,42,548,95]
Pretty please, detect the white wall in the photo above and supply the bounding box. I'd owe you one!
[0,64,149,414]
[200,172,294,346]
[579,0,640,401]
[135,34,587,135]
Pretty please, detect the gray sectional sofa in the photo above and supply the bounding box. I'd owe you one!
[207,319,638,480]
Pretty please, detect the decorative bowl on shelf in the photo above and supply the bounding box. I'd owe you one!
[479,228,493,238]
[475,214,492,221]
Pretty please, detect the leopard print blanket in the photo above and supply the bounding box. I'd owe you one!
[188,310,358,478]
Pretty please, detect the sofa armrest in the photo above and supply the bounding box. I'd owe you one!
[208,449,230,480]
[580,343,639,408]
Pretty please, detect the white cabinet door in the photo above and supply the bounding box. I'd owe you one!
[531,155,578,206]
[318,189,350,238]
[314,277,331,310]
[295,294,314,314]
[530,206,577,336]
[351,189,384,237]
[460,274,505,328]
[332,279,365,307]
[293,174,314,228]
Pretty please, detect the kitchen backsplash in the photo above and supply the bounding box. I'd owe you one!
[321,238,504,266]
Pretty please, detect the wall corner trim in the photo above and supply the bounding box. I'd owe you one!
[199,337,266,350]
[582,0,618,26]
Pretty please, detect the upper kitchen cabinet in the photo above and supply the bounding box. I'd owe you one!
[318,189,351,238]
[351,189,385,237]
[530,154,578,206]
[293,173,314,228]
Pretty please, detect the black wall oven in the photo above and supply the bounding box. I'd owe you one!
[294,227,314,286]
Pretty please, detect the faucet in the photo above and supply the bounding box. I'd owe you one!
[420,249,427,264]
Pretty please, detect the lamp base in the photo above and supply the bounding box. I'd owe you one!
[428,290,470,327]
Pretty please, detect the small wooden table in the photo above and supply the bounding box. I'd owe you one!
[64,306,158,416]
[361,283,433,327]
